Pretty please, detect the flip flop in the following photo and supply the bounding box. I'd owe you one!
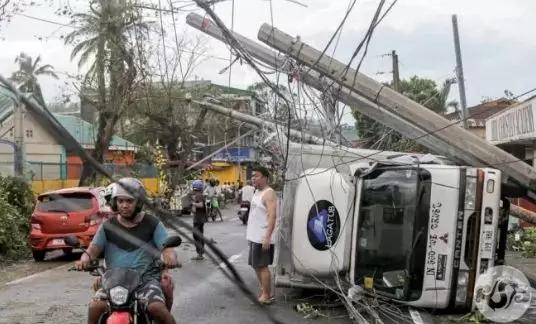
[258,296,275,305]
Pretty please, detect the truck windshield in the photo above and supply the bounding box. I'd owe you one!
[355,167,431,301]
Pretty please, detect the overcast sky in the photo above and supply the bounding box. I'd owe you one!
[1,0,535,124]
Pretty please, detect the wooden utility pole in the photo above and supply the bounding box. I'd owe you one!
[391,50,400,92]
[452,15,469,129]
[257,23,536,193]
[186,13,478,166]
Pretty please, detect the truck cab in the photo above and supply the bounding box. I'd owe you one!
[276,159,507,311]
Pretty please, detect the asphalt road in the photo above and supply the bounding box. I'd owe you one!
[0,206,350,324]
[3,205,536,324]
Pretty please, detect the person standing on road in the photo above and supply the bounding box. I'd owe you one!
[240,180,255,204]
[247,166,278,305]
[190,180,207,260]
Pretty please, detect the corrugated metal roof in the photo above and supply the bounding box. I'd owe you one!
[444,98,515,124]
[53,114,138,151]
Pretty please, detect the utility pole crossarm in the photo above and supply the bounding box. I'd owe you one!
[257,23,536,192]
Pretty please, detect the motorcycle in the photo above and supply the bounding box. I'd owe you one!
[237,201,250,225]
[65,235,181,324]
[205,196,223,222]
[205,197,216,222]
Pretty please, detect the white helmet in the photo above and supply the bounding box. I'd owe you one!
[111,177,146,201]
[111,178,146,213]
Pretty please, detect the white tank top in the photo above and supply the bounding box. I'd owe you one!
[246,188,275,244]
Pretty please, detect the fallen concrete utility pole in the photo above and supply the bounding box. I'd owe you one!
[192,100,337,146]
[510,204,536,225]
[257,24,536,193]
[186,13,478,166]
[186,129,254,171]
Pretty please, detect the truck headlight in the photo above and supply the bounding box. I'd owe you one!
[109,286,129,305]
[465,177,477,210]
[455,270,469,304]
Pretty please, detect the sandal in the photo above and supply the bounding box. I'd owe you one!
[258,296,275,305]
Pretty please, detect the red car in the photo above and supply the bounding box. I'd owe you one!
[29,187,112,261]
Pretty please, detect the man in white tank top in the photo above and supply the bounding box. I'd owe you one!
[246,166,277,304]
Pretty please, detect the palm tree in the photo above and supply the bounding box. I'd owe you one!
[64,0,147,185]
[64,1,147,76]
[10,53,58,106]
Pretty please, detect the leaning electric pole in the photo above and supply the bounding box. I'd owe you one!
[391,50,400,92]
[452,14,469,129]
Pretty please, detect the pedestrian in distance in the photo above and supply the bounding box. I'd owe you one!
[190,180,207,261]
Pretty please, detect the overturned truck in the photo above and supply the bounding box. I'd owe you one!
[275,143,508,311]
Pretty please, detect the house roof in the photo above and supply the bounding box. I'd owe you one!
[53,114,138,151]
[0,87,137,152]
[444,98,515,127]
[0,86,18,124]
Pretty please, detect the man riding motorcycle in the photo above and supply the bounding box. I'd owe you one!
[75,177,178,324]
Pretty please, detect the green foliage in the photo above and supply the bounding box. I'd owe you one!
[507,228,536,257]
[0,176,35,261]
[10,52,58,106]
[521,228,536,258]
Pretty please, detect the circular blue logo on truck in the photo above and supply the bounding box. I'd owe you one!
[307,200,340,251]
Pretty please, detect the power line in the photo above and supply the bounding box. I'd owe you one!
[513,86,536,100]
[14,12,74,28]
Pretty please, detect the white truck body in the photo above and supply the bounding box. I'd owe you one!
[275,143,507,310]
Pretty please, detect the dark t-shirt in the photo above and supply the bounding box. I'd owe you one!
[191,191,207,224]
[92,213,168,281]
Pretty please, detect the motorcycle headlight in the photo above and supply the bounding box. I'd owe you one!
[465,177,477,210]
[109,286,129,305]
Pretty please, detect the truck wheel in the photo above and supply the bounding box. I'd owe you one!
[32,250,46,262]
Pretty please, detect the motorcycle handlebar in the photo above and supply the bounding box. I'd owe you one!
[68,265,103,272]
[67,260,179,274]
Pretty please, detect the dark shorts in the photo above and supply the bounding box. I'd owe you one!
[94,279,165,305]
[248,241,274,268]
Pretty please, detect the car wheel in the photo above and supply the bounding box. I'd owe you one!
[32,250,46,262]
